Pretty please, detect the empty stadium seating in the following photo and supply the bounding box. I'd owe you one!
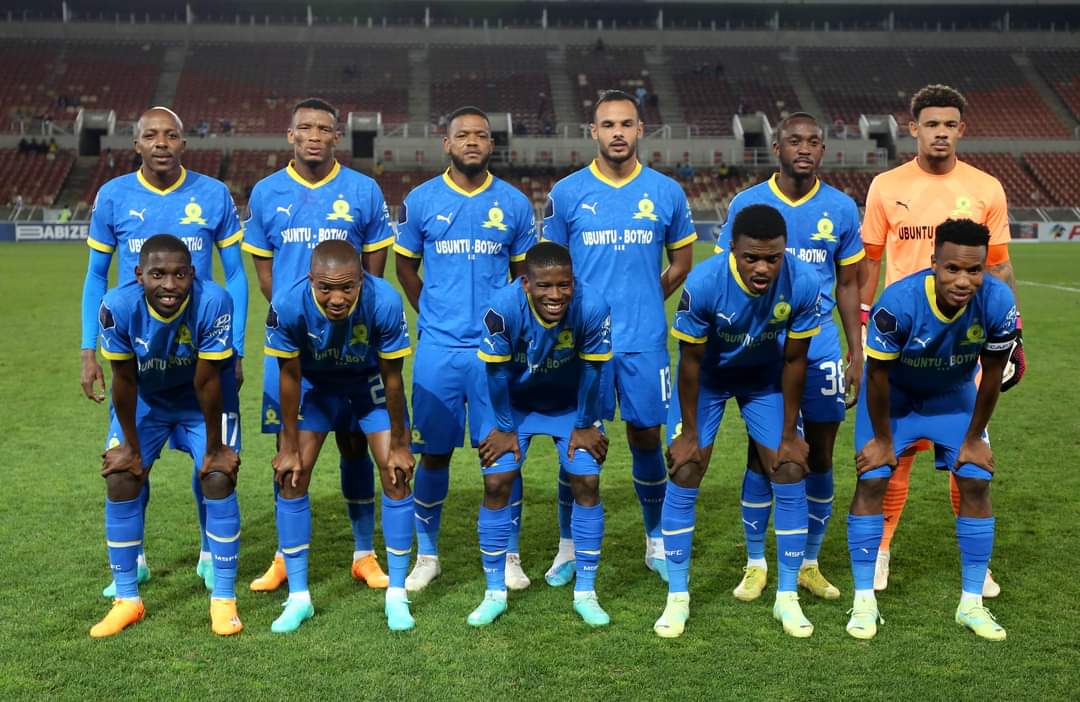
[56,43,163,123]
[1031,50,1080,123]
[959,153,1050,208]
[567,46,662,125]
[309,45,410,124]
[0,149,74,205]
[222,149,292,205]
[1025,152,1080,207]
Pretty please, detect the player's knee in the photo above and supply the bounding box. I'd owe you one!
[626,424,660,451]
[670,461,706,488]
[771,461,804,484]
[279,469,313,499]
[421,453,451,470]
[200,471,234,500]
[105,471,145,501]
[955,476,991,510]
[851,477,888,514]
[482,471,515,508]
[568,474,600,506]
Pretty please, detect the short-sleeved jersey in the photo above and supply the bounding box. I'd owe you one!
[672,252,822,384]
[862,159,1010,286]
[716,175,863,315]
[393,170,536,348]
[866,270,1017,395]
[88,168,243,284]
[98,279,233,407]
[478,279,613,414]
[241,161,394,291]
[543,161,696,353]
[264,272,411,394]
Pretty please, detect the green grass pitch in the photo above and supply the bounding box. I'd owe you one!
[1,242,1077,700]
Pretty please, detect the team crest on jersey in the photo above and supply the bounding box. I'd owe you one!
[632,195,658,221]
[264,408,280,426]
[180,199,207,225]
[555,329,574,351]
[327,197,354,222]
[810,216,837,243]
[962,323,986,345]
[177,323,193,346]
[107,435,121,449]
[770,299,792,324]
[411,428,425,445]
[351,323,369,347]
[481,205,508,231]
[950,196,974,218]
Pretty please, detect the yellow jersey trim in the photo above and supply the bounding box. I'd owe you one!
[477,350,513,363]
[788,326,821,340]
[100,348,134,361]
[924,275,966,323]
[866,348,900,361]
[311,286,359,319]
[526,294,558,329]
[442,169,493,197]
[579,351,614,362]
[839,250,866,266]
[362,235,394,253]
[393,242,422,259]
[217,230,244,248]
[767,173,820,208]
[286,160,341,189]
[588,159,642,189]
[667,232,698,250]
[198,349,234,361]
[137,166,187,196]
[265,347,300,359]
[713,243,723,254]
[509,252,528,262]
[671,328,707,344]
[729,253,758,297]
[377,347,412,360]
[146,295,190,324]
[87,237,115,254]
[241,241,274,257]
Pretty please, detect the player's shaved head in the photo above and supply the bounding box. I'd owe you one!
[310,239,360,273]
[731,204,787,241]
[911,84,966,121]
[136,106,184,136]
[935,218,990,253]
[139,234,191,266]
[524,241,572,275]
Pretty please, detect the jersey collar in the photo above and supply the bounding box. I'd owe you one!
[767,173,820,208]
[310,284,360,320]
[442,169,493,197]
[137,166,187,196]
[588,159,642,189]
[287,160,341,189]
[924,274,966,323]
[728,253,759,297]
[145,293,191,324]
[526,293,559,329]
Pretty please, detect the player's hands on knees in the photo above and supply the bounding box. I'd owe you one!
[667,431,704,476]
[776,434,810,474]
[201,445,241,483]
[957,436,994,474]
[81,351,106,403]
[569,426,609,463]
[844,356,863,409]
[234,357,244,391]
[479,429,520,467]
[855,437,896,475]
[101,443,144,478]
[272,448,303,488]
[386,444,416,486]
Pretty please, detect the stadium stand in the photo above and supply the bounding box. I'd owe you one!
[567,46,662,125]
[960,153,1050,208]
[0,42,59,125]
[1031,50,1080,123]
[222,149,292,206]
[308,45,410,125]
[56,43,163,123]
[0,149,74,205]
[1024,152,1080,208]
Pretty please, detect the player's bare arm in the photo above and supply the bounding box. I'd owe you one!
[661,244,694,299]
[102,358,144,478]
[777,336,811,472]
[957,349,1008,473]
[856,358,897,475]
[378,355,415,486]
[363,247,388,278]
[194,356,240,483]
[836,261,864,407]
[81,349,107,403]
[252,255,273,303]
[271,355,303,488]
[666,341,706,478]
[394,252,423,313]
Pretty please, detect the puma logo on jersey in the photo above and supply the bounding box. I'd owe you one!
[895,200,910,210]
[913,336,931,348]
[134,337,151,352]
[276,205,293,216]
[436,213,453,224]
[716,311,736,324]
[580,202,599,215]
[129,208,146,222]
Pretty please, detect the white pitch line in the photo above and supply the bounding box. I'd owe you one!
[1018,281,1080,293]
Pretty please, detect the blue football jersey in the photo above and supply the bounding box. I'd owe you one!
[716,175,863,315]
[88,168,244,283]
[98,279,233,407]
[672,252,822,384]
[264,272,411,394]
[394,170,536,348]
[478,279,613,414]
[543,161,696,353]
[242,161,394,290]
[866,270,1018,395]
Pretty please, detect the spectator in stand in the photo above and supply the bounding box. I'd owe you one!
[373,159,385,177]
[17,137,28,154]
[106,148,116,169]
[635,86,648,107]
[59,206,72,223]
[48,138,58,161]
[677,162,695,181]
[197,121,210,139]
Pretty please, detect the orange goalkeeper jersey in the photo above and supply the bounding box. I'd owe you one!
[862,158,1010,285]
